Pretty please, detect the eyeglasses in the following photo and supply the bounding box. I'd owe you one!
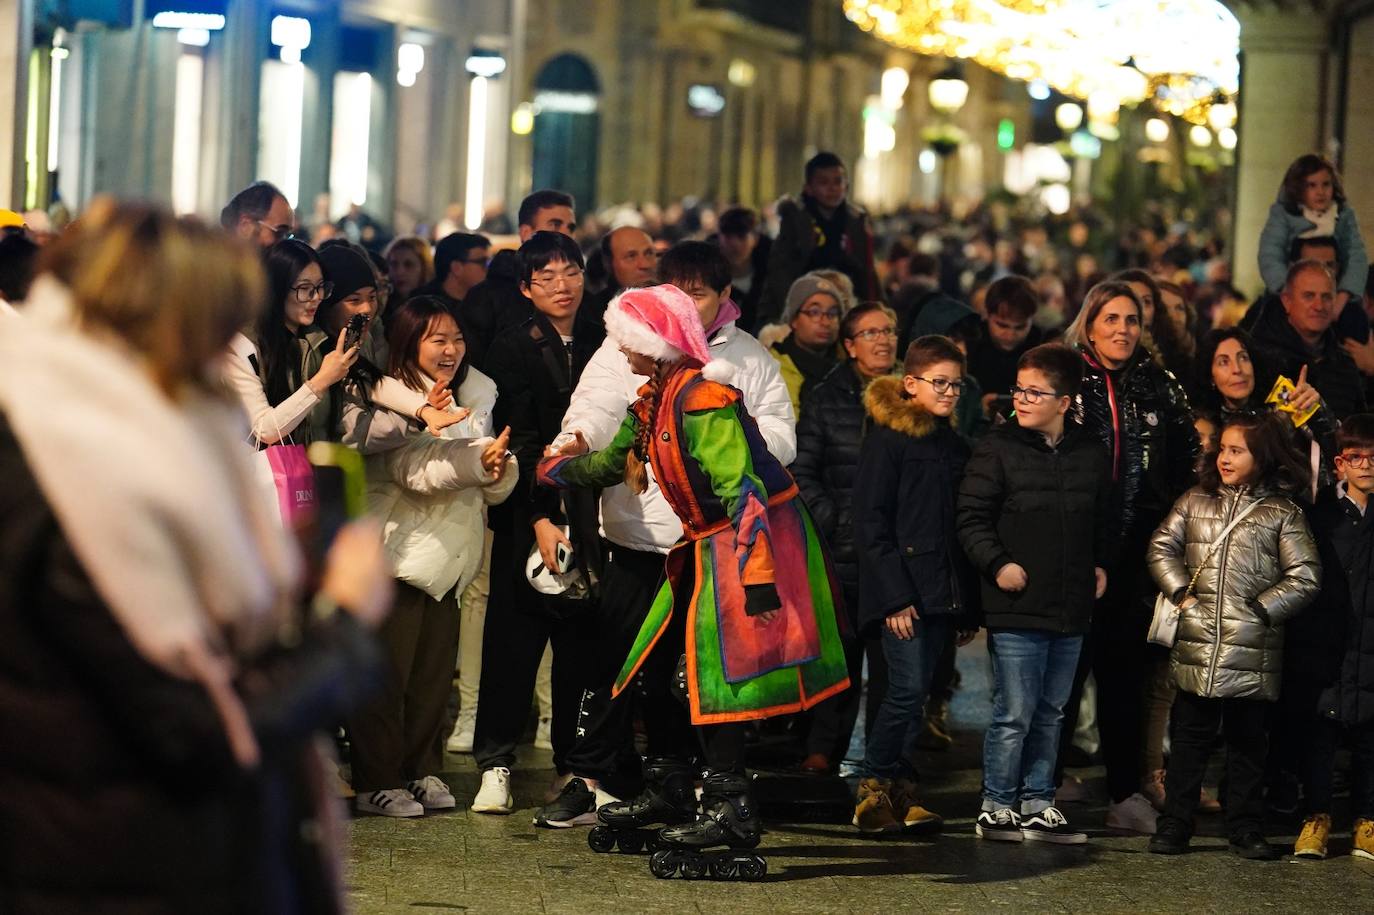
[258,221,295,242]
[1011,385,1062,404]
[1339,451,1374,468]
[530,271,584,290]
[799,307,842,321]
[849,327,896,342]
[463,257,490,266]
[291,281,334,303]
[915,376,964,395]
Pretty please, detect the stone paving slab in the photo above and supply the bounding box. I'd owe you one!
[348,641,1374,913]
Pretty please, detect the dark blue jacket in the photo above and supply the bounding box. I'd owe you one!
[852,374,976,636]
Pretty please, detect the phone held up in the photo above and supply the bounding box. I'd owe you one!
[343,313,368,352]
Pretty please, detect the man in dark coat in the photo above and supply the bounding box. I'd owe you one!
[758,152,882,327]
[1249,260,1366,420]
[471,231,605,821]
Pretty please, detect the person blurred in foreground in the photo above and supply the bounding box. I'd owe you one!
[0,199,393,913]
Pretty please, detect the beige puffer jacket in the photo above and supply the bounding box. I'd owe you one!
[1148,484,1320,701]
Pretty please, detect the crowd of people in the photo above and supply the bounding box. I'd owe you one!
[2,144,1373,904]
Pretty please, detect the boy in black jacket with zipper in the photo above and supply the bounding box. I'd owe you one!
[957,343,1112,844]
[852,335,978,835]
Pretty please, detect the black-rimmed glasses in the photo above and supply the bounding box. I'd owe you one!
[1011,385,1062,404]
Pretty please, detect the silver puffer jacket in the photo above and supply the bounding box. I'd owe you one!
[1148,484,1321,701]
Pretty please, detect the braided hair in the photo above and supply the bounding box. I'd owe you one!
[626,368,664,495]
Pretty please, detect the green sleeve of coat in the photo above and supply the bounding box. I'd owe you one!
[537,413,637,490]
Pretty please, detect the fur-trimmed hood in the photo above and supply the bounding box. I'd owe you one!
[863,374,938,439]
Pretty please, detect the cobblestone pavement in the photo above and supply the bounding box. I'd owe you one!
[347,640,1374,914]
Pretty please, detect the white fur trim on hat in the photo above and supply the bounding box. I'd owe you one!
[604,296,685,363]
[701,358,737,384]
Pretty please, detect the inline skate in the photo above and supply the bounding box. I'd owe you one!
[648,770,767,880]
[588,757,698,854]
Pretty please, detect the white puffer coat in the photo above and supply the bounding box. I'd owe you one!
[367,369,517,600]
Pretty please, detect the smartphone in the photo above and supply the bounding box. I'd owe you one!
[555,541,574,575]
[343,313,368,351]
[302,442,368,587]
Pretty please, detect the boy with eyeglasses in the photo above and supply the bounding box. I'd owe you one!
[770,272,852,418]
[851,335,980,834]
[1287,413,1374,860]
[956,343,1113,843]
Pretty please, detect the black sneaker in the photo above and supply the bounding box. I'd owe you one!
[1229,831,1278,860]
[975,808,1023,842]
[1020,806,1087,844]
[533,777,598,828]
[1148,816,1191,855]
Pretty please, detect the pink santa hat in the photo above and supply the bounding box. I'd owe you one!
[603,284,736,383]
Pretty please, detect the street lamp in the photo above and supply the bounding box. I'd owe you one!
[1055,103,1083,132]
[928,64,968,114]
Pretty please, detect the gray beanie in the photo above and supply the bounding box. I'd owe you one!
[782,273,845,325]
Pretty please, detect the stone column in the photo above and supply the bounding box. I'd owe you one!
[0,0,33,209]
[1340,14,1374,237]
[1232,7,1333,297]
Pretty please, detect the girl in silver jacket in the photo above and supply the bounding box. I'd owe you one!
[1147,411,1321,859]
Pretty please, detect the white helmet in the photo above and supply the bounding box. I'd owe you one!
[524,528,591,598]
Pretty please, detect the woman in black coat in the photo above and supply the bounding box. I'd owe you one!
[790,303,897,771]
[1060,281,1199,832]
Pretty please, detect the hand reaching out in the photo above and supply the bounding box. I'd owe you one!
[481,426,512,479]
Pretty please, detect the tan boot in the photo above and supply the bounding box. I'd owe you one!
[891,777,944,833]
[853,777,902,835]
[1294,814,1331,859]
[1354,818,1374,861]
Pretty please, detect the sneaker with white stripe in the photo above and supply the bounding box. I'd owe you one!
[1021,806,1087,844]
[356,788,423,818]
[407,775,457,810]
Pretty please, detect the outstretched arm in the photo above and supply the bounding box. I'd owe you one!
[537,412,638,491]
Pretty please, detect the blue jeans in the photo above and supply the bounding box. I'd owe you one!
[981,629,1083,814]
[863,615,953,779]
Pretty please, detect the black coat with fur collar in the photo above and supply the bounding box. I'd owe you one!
[853,375,977,636]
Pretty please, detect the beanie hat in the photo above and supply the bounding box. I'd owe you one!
[604,284,735,383]
[782,273,844,325]
[317,244,376,306]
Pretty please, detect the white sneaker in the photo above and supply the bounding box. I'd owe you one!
[471,767,514,814]
[446,709,476,754]
[357,788,423,818]
[407,775,457,810]
[1105,792,1159,835]
[533,716,553,750]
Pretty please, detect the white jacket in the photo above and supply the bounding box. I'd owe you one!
[367,368,517,600]
[561,321,796,554]
[223,333,322,444]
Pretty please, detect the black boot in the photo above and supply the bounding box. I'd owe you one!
[1148,816,1191,855]
[589,758,697,854]
[650,771,766,880]
[1229,831,1278,861]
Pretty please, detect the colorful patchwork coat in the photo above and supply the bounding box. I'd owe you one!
[538,365,850,724]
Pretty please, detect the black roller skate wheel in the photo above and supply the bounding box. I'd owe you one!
[649,850,678,879]
[709,859,737,879]
[588,826,616,853]
[618,833,644,854]
[737,856,767,880]
[680,856,708,880]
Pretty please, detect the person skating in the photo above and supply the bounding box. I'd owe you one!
[538,284,850,879]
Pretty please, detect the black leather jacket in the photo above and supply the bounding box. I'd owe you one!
[1075,345,1200,542]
